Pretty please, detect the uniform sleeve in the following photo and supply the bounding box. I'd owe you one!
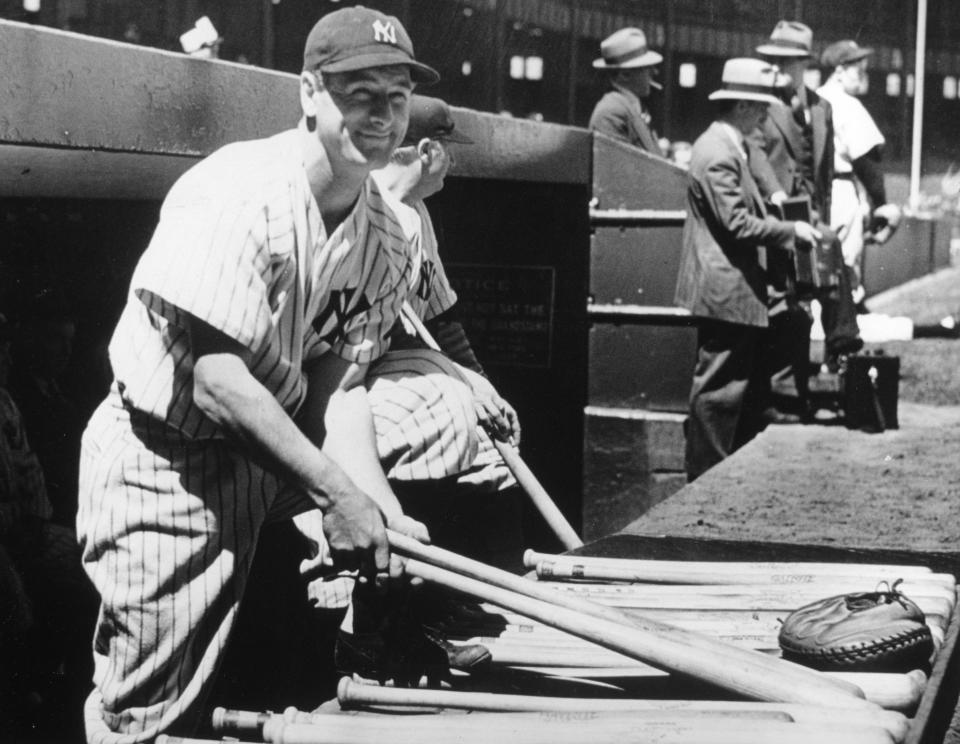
[837,98,885,162]
[416,203,458,321]
[131,181,276,355]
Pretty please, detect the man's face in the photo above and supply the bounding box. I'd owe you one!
[314,65,414,171]
[777,57,809,91]
[738,100,769,133]
[838,59,869,96]
[618,66,657,99]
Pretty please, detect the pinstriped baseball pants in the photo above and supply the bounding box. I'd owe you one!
[77,388,295,743]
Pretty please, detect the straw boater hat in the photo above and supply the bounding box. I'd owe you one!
[592,27,663,69]
[756,20,814,58]
[821,39,874,69]
[708,58,783,105]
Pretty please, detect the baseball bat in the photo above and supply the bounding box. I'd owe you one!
[335,678,910,741]
[527,583,952,618]
[523,550,938,579]
[399,302,582,550]
[387,530,871,704]
[397,558,876,709]
[538,579,955,602]
[466,608,945,647]
[261,715,895,744]
[532,556,952,589]
[506,665,926,711]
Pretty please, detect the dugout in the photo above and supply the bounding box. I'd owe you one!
[0,20,590,549]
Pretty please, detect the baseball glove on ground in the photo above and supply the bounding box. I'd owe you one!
[778,581,934,673]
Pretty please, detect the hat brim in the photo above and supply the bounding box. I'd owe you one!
[827,48,874,67]
[320,52,440,84]
[755,44,812,57]
[592,50,663,69]
[708,90,780,105]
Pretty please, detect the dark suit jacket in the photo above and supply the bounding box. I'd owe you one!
[674,122,796,328]
[589,89,662,155]
[751,86,834,222]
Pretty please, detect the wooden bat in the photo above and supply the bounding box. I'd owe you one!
[528,583,953,618]
[532,556,952,589]
[261,714,896,744]
[399,302,583,550]
[334,678,910,741]
[470,609,945,647]
[538,580,955,603]
[523,550,938,579]
[391,549,876,710]
[505,665,927,712]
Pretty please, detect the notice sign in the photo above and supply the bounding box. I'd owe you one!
[446,263,555,368]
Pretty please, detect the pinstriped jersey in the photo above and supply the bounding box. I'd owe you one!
[108,128,418,440]
[407,200,457,321]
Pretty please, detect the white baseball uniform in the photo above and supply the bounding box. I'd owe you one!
[365,197,512,489]
[76,128,417,743]
[817,78,886,289]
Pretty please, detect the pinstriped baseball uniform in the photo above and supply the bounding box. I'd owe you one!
[364,197,512,489]
[76,128,417,743]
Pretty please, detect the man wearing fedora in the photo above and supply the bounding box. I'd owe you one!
[674,58,821,481]
[818,39,901,310]
[588,27,666,156]
[752,20,862,419]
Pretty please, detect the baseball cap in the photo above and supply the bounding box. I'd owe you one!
[821,40,874,69]
[401,96,474,146]
[303,5,439,85]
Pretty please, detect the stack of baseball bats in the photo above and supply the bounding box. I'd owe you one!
[170,540,955,744]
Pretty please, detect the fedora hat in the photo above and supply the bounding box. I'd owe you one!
[821,39,874,69]
[756,20,813,57]
[709,58,784,105]
[593,27,663,69]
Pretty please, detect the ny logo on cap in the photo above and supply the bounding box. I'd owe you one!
[372,19,397,44]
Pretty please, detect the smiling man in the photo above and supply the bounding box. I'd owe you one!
[75,6,438,742]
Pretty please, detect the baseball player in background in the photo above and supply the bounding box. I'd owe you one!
[294,96,522,614]
[369,95,519,490]
[817,39,902,310]
[76,7,439,742]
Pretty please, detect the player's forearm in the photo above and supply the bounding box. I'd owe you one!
[192,354,355,512]
[318,385,404,521]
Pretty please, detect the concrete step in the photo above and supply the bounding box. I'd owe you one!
[582,405,687,541]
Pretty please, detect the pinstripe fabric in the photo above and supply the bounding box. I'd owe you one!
[366,348,479,481]
[404,200,457,322]
[77,128,417,743]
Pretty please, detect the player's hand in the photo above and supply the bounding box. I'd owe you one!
[769,190,788,208]
[475,392,521,444]
[322,488,390,583]
[793,220,822,250]
[384,514,430,585]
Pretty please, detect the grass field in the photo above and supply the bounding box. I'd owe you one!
[864,264,960,406]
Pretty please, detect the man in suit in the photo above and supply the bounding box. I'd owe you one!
[675,58,821,481]
[588,27,666,156]
[753,21,862,396]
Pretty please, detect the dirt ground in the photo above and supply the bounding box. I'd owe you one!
[618,264,960,741]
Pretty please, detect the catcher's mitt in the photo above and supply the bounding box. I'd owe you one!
[778,580,934,673]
